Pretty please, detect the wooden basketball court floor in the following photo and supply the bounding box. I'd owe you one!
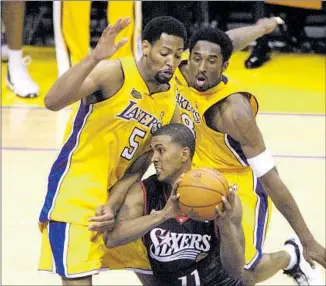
[2,47,325,285]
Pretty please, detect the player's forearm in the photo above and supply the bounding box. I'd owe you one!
[44,54,100,111]
[105,211,167,248]
[219,223,245,279]
[226,24,266,53]
[107,152,153,214]
[107,174,140,215]
[260,168,314,243]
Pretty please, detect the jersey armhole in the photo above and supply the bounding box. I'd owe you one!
[82,60,125,106]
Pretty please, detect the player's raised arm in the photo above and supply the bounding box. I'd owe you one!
[44,18,131,111]
[104,180,180,248]
[226,17,284,53]
[207,93,326,269]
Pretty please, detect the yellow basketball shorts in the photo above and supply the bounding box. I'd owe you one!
[223,170,272,270]
[38,221,152,278]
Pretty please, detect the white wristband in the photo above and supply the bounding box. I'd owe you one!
[247,149,275,178]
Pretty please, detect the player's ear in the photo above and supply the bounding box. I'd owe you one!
[142,40,150,57]
[181,147,191,162]
[222,61,229,72]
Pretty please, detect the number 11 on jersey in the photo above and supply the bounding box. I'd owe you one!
[178,269,200,286]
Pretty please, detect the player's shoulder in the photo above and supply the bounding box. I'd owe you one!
[205,92,253,125]
[92,59,123,82]
[218,93,256,125]
[90,59,124,97]
[225,93,255,111]
[96,59,122,74]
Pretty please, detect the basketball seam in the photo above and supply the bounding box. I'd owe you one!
[179,201,222,208]
[178,184,225,197]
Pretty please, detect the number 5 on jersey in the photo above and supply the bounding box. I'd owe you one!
[121,127,146,160]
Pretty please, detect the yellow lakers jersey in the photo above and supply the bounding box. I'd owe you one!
[175,66,258,172]
[39,58,176,225]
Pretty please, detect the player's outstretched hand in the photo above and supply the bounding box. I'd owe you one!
[92,17,131,61]
[256,16,284,35]
[302,238,326,269]
[88,205,115,232]
[215,184,237,226]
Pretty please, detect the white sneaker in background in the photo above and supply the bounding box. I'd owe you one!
[6,55,39,98]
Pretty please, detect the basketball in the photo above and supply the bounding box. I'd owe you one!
[177,167,229,221]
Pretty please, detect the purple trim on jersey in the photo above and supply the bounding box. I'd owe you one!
[255,180,268,250]
[39,102,92,222]
[222,75,228,84]
[48,221,68,276]
[226,134,249,165]
[245,179,269,270]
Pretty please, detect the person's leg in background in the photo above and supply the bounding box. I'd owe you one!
[53,1,91,77]
[54,1,140,77]
[245,1,272,68]
[106,1,141,60]
[1,18,9,62]
[2,1,39,98]
[279,5,310,52]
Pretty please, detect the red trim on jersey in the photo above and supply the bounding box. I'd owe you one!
[139,181,148,216]
[175,215,190,224]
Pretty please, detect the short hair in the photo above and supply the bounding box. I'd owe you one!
[143,16,187,46]
[189,27,233,62]
[153,123,195,159]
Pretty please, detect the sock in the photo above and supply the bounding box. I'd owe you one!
[283,244,298,270]
[8,49,23,66]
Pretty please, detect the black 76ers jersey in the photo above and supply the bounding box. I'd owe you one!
[141,175,243,286]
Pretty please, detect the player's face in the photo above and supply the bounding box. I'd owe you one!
[151,135,188,183]
[189,41,228,92]
[144,33,184,84]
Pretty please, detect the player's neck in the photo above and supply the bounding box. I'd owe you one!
[136,59,167,94]
[168,164,191,188]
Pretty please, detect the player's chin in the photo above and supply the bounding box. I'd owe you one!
[155,73,172,84]
[194,83,209,92]
[156,174,165,182]
[157,172,169,182]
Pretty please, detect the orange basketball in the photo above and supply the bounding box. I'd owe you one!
[177,167,229,221]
